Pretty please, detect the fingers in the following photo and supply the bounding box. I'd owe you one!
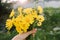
[31,28,37,37]
[12,28,37,40]
[30,28,37,34]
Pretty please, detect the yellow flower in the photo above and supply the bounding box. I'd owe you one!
[36,15,44,22]
[18,21,30,33]
[16,27,23,34]
[9,9,15,18]
[18,7,23,15]
[23,8,33,14]
[13,16,30,33]
[19,22,30,32]
[6,6,45,34]
[13,21,20,27]
[6,19,13,30]
[15,14,24,22]
[24,15,34,24]
[37,6,43,14]
[20,19,30,27]
[37,22,42,26]
[31,10,38,18]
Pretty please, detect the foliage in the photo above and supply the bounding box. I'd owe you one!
[0,8,60,40]
[28,8,60,40]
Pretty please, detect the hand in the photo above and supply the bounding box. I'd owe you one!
[12,29,37,40]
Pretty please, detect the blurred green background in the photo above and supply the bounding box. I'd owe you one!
[0,3,60,40]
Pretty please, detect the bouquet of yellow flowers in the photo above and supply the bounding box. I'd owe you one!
[6,6,44,34]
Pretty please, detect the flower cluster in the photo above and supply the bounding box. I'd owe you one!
[6,6,44,34]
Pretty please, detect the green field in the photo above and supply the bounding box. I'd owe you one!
[0,8,60,40]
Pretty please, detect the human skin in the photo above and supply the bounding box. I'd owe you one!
[12,29,37,40]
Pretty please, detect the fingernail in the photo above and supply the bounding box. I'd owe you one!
[35,28,37,31]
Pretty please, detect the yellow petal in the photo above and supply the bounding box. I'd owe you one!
[37,6,43,14]
[9,9,15,18]
[37,15,45,22]
[37,22,42,26]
